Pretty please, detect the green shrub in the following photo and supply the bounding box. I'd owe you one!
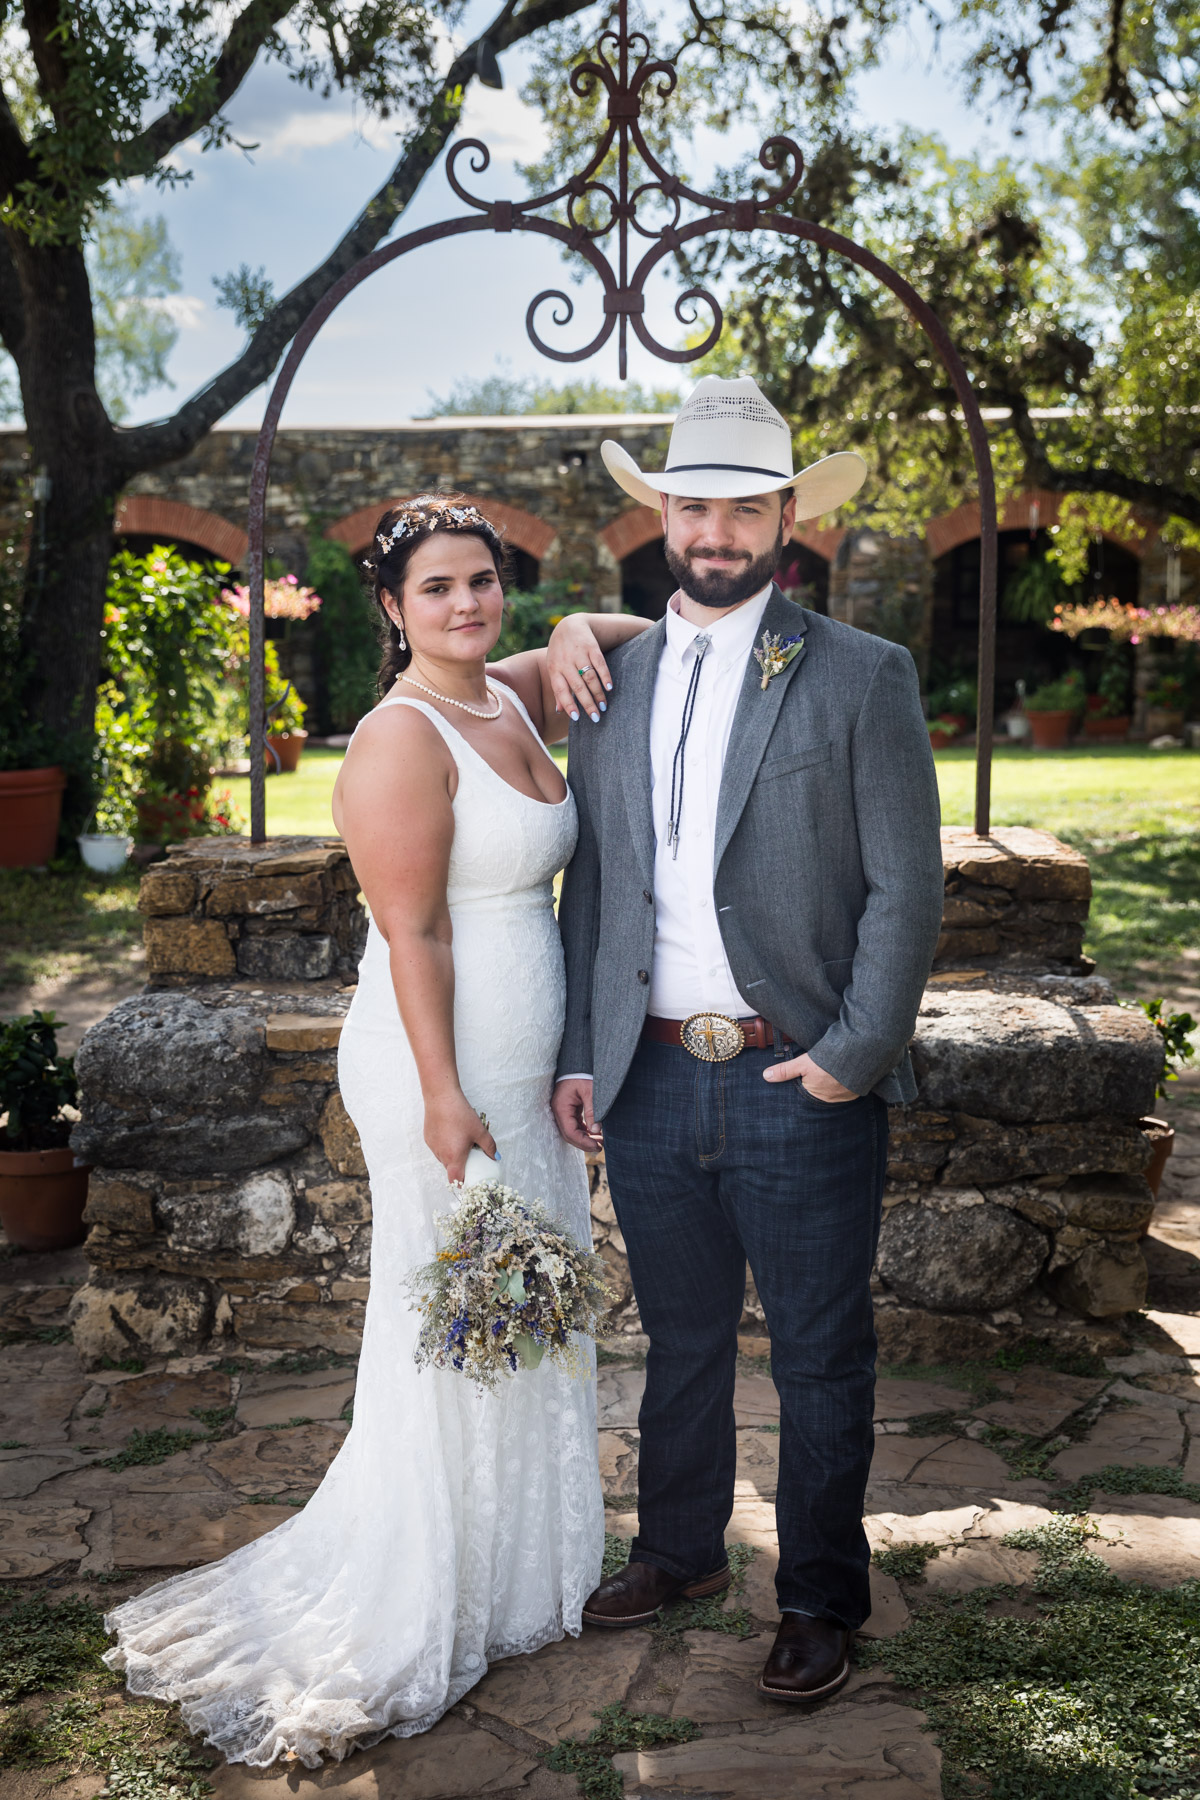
[1025,669,1085,713]
[0,1011,76,1150]
[307,537,379,730]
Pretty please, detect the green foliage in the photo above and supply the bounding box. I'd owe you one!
[264,643,308,738]
[0,1597,110,1704]
[652,1543,757,1643]
[544,1704,701,1800]
[100,546,243,828]
[1004,552,1076,626]
[490,585,592,661]
[213,265,276,336]
[1025,670,1085,713]
[864,1516,1200,1800]
[88,209,182,421]
[425,371,681,416]
[100,1427,201,1471]
[0,1011,77,1150]
[307,537,379,731]
[1140,998,1197,1097]
[1093,645,1132,719]
[0,530,61,773]
[926,676,978,720]
[1055,1462,1200,1515]
[1146,673,1187,710]
[873,1541,942,1580]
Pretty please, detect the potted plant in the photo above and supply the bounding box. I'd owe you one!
[1144,674,1186,738]
[1023,670,1084,749]
[0,1012,90,1252]
[77,769,135,873]
[265,648,309,774]
[927,717,961,751]
[926,675,977,738]
[1137,999,1196,1201]
[1083,649,1132,740]
[0,704,66,871]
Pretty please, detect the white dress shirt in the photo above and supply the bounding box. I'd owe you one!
[647,584,771,1020]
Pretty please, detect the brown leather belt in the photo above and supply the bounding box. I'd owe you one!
[643,1012,778,1061]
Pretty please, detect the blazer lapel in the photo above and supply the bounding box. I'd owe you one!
[714,587,811,869]
[616,616,665,887]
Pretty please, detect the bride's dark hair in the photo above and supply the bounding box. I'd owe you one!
[363,493,509,695]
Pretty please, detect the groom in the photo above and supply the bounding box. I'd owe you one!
[552,375,945,1701]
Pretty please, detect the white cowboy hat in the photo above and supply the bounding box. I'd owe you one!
[601,374,867,520]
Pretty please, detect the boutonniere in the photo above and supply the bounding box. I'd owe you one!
[753,631,805,690]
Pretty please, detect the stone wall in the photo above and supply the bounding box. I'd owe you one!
[69,828,1164,1367]
[828,530,934,679]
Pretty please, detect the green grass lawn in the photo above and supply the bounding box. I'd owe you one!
[1,742,1195,999]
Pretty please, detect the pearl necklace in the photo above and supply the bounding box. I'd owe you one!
[400,673,505,720]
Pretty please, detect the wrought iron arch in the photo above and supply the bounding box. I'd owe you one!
[247,0,997,838]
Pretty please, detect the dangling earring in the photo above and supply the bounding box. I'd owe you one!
[396,618,407,652]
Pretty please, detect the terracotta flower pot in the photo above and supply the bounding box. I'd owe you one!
[1083,715,1130,741]
[1140,1116,1175,1201]
[0,1145,91,1252]
[266,730,307,773]
[1145,707,1185,738]
[0,766,66,868]
[928,726,957,751]
[1027,710,1076,750]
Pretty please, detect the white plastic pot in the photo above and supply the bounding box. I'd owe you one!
[78,833,133,873]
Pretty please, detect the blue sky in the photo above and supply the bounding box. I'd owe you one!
[113,8,1044,431]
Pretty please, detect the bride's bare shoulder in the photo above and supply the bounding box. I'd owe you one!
[333,700,455,828]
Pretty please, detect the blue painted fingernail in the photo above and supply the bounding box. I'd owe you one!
[605,681,613,691]
[570,710,579,721]
[599,701,607,712]
[590,711,600,723]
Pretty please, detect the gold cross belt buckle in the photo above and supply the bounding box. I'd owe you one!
[680,1012,745,1062]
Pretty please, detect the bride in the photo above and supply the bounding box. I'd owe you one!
[104,494,650,1766]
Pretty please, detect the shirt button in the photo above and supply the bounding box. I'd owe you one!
[637,970,650,984]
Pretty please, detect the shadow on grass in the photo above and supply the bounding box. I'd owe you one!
[0,866,142,990]
[1067,830,1200,986]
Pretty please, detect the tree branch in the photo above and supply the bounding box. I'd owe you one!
[119,0,299,179]
[118,0,597,473]
[0,87,36,206]
[1008,403,1200,525]
[0,228,27,359]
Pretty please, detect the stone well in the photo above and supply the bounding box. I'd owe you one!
[69,828,1164,1365]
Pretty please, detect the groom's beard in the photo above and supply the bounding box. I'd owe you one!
[664,523,785,610]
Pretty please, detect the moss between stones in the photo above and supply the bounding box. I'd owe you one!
[862,1516,1200,1800]
[0,1595,212,1799]
[544,1703,700,1800]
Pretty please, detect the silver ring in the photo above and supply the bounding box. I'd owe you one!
[577,665,592,676]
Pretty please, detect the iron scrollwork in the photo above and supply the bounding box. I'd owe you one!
[443,0,803,377]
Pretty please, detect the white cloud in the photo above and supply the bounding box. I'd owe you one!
[148,294,207,328]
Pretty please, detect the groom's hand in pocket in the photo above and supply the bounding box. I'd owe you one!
[553,1077,602,1151]
[763,1052,859,1103]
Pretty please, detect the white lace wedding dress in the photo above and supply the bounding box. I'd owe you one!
[104,691,604,1766]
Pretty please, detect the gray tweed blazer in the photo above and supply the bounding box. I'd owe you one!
[556,586,944,1116]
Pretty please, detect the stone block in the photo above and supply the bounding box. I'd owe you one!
[137,868,196,915]
[941,1117,1152,1186]
[74,1106,309,1177]
[68,1276,214,1365]
[83,1369,232,1441]
[597,1366,645,1429]
[265,1014,345,1052]
[598,1429,639,1499]
[876,1197,1048,1311]
[236,935,336,981]
[1058,1173,1156,1234]
[905,1438,1016,1486]
[874,1377,975,1418]
[911,989,1161,1122]
[235,1369,356,1429]
[109,1492,297,1568]
[206,1421,348,1490]
[1050,1396,1184,1478]
[159,1172,295,1258]
[206,873,328,916]
[1049,1240,1148,1318]
[671,1631,775,1723]
[0,1503,91,1577]
[941,827,1090,899]
[210,1713,537,1800]
[318,1092,367,1177]
[144,917,236,978]
[974,1368,1107,1435]
[1090,1494,1200,1586]
[75,993,267,1113]
[229,1298,364,1351]
[0,1347,87,1446]
[471,1629,650,1741]
[83,1175,157,1237]
[875,1304,1005,1366]
[611,1701,942,1796]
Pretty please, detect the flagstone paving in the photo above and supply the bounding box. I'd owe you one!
[0,1099,1195,1798]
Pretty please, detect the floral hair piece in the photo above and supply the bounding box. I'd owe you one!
[375,501,495,556]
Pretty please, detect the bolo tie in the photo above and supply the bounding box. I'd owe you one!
[667,632,711,858]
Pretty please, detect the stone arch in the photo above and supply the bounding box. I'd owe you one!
[114,495,248,564]
[927,489,1149,561]
[326,495,556,564]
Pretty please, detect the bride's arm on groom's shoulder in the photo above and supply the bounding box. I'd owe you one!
[334,707,497,1184]
[490,612,653,744]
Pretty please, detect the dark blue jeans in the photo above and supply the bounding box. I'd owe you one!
[601,1038,887,1629]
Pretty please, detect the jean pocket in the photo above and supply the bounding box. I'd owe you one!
[795,1078,861,1108]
